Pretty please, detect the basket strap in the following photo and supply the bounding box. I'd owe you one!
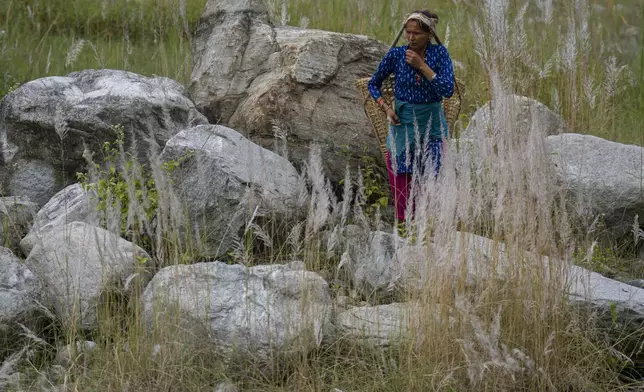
[390,25,405,50]
[452,76,463,124]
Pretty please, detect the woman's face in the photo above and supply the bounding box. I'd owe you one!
[404,20,430,50]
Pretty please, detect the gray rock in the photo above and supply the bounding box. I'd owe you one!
[190,0,386,180]
[350,229,644,332]
[447,232,644,341]
[190,0,276,123]
[142,261,332,357]
[336,303,415,347]
[20,183,95,255]
[2,371,23,390]
[0,247,41,330]
[160,124,303,258]
[568,264,644,355]
[461,95,565,139]
[627,279,644,289]
[341,224,370,260]
[55,340,97,368]
[0,196,38,251]
[214,381,239,392]
[548,133,644,239]
[36,364,66,391]
[25,222,151,330]
[333,295,351,310]
[345,229,447,297]
[569,266,644,319]
[5,159,59,207]
[336,303,450,347]
[568,265,644,314]
[0,69,208,205]
[346,230,519,297]
[350,231,399,296]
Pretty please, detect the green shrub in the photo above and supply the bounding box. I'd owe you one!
[340,145,389,220]
[76,125,158,244]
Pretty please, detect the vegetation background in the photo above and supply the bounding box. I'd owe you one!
[1,0,644,391]
[1,0,642,144]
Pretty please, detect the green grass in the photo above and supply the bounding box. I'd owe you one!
[1,0,643,145]
[576,244,644,282]
[0,0,204,88]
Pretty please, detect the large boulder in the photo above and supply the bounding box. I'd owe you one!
[345,230,517,297]
[0,247,41,333]
[348,229,644,325]
[568,264,644,317]
[25,222,151,330]
[336,303,453,347]
[348,231,400,296]
[447,232,644,350]
[20,184,95,255]
[0,197,38,252]
[160,124,304,258]
[336,303,417,347]
[54,340,97,369]
[568,264,644,364]
[190,0,386,180]
[461,95,565,139]
[0,69,208,206]
[548,134,644,239]
[3,159,59,209]
[142,261,332,356]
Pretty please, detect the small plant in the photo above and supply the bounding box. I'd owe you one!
[574,243,644,281]
[340,145,389,219]
[76,124,192,259]
[76,125,158,245]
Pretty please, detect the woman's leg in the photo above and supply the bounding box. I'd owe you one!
[386,152,412,221]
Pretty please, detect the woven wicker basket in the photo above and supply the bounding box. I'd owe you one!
[356,75,465,160]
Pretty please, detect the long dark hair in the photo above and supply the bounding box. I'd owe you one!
[406,10,443,46]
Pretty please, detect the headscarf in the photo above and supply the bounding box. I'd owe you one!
[404,12,438,33]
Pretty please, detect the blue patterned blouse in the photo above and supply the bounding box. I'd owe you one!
[368,44,455,104]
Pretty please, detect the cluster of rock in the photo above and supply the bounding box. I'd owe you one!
[0,69,208,206]
[189,0,387,182]
[0,0,642,388]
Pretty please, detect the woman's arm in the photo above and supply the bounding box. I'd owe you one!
[424,45,454,98]
[368,48,400,124]
[368,48,396,103]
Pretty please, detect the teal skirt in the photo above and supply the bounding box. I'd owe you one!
[387,100,448,175]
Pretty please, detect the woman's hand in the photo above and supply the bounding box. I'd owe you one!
[405,50,427,70]
[386,108,400,125]
[377,98,400,125]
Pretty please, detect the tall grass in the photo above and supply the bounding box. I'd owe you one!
[0,0,204,89]
[1,0,642,145]
[1,0,644,391]
[12,104,630,391]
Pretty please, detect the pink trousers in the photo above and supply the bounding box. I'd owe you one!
[385,152,412,221]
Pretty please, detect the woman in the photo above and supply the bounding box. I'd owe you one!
[368,10,455,223]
